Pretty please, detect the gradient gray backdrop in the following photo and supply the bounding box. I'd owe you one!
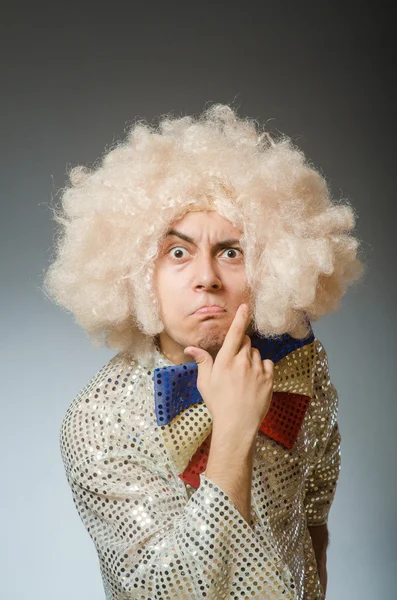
[1,3,395,599]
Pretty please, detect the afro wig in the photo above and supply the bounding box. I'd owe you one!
[41,103,366,364]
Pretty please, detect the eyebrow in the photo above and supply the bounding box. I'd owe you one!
[165,229,242,250]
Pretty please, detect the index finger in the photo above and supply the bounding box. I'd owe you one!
[218,303,252,358]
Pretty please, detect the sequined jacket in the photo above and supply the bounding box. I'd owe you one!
[59,338,341,599]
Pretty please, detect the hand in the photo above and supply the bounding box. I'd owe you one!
[184,303,274,438]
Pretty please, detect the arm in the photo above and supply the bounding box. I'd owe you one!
[205,423,257,525]
[308,523,329,595]
[304,419,341,526]
[65,443,297,599]
[304,340,342,596]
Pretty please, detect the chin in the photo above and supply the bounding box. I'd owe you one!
[190,325,227,353]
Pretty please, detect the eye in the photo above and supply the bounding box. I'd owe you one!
[221,248,243,259]
[167,247,243,260]
[168,247,189,259]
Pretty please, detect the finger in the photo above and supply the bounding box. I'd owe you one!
[262,358,275,379]
[184,346,214,380]
[239,334,252,359]
[219,303,252,358]
[251,347,263,368]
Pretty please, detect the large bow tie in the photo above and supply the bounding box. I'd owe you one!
[153,329,316,488]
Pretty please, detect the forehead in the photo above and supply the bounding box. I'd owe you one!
[167,210,242,238]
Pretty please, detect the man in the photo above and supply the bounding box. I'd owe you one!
[44,103,364,598]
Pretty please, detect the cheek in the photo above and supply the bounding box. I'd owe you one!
[229,271,249,292]
[154,269,186,307]
[158,269,183,290]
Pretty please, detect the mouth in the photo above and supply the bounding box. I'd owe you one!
[193,306,226,315]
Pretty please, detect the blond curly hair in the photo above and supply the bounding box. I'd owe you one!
[41,103,366,364]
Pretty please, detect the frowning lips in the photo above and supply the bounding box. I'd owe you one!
[193,304,226,314]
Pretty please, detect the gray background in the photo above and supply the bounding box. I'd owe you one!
[1,3,395,599]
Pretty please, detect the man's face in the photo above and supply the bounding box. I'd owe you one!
[153,210,252,362]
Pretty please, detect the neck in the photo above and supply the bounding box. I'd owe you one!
[154,333,190,365]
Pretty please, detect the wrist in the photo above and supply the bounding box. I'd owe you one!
[211,422,257,454]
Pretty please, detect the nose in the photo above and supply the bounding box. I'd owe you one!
[193,253,222,291]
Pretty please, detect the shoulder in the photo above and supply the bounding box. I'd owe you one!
[312,337,337,397]
[310,337,339,444]
[312,337,330,371]
[59,352,131,430]
[59,351,159,478]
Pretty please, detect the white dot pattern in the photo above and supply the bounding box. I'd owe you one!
[60,338,340,599]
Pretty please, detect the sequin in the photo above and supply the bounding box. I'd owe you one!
[59,338,340,599]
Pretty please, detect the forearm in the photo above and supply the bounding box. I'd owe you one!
[205,425,257,525]
[308,524,329,595]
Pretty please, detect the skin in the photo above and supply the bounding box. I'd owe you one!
[153,209,252,365]
[153,209,329,593]
[308,523,329,595]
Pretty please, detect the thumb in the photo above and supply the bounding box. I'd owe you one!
[184,346,213,379]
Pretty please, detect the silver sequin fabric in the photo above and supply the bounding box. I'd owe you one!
[60,338,341,599]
